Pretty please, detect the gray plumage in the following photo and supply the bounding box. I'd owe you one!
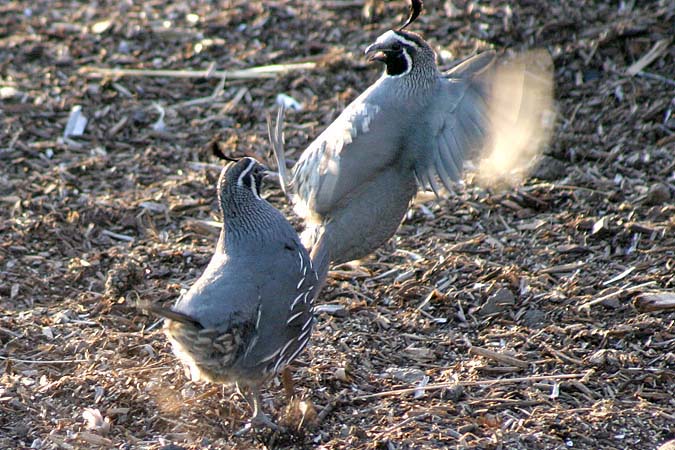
[273,16,495,265]
[147,157,328,431]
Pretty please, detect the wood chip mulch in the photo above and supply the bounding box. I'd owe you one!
[1,1,673,449]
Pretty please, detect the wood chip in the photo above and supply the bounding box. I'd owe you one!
[634,292,675,312]
[469,346,530,368]
[626,38,672,76]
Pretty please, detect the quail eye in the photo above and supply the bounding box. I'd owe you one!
[391,42,402,51]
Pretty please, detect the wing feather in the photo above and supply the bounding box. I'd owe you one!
[413,51,496,193]
[291,83,405,218]
[438,130,462,180]
[434,134,457,192]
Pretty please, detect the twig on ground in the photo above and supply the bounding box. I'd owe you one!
[626,38,671,76]
[0,356,90,364]
[317,389,348,424]
[79,62,317,80]
[101,229,135,242]
[577,281,657,311]
[602,266,636,286]
[636,71,675,87]
[372,412,431,440]
[352,373,589,401]
[469,346,530,368]
[173,74,227,109]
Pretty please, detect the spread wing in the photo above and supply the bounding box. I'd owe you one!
[411,51,496,195]
[289,51,496,217]
[290,84,406,219]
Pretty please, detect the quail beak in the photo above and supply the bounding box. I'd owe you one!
[365,43,388,63]
[262,170,280,185]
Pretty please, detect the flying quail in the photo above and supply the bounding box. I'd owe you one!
[147,157,328,431]
[271,0,499,265]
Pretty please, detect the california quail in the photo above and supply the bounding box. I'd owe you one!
[147,157,328,431]
[271,0,498,265]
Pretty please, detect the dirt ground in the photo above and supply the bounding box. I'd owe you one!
[1,1,674,449]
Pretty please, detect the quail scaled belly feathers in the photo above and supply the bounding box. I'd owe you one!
[148,157,329,430]
[272,0,553,266]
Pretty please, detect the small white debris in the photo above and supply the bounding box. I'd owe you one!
[91,19,112,34]
[438,49,454,64]
[53,309,73,324]
[313,304,348,317]
[41,326,54,340]
[63,105,88,138]
[413,375,430,399]
[0,86,20,99]
[276,93,303,111]
[82,407,110,433]
[93,385,105,403]
[334,367,349,382]
[550,382,560,399]
[139,343,156,358]
[186,13,199,24]
[151,103,166,132]
[418,203,435,219]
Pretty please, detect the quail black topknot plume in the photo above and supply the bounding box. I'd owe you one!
[271,0,504,265]
[147,157,329,431]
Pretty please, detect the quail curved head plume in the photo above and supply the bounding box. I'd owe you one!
[147,157,328,431]
[271,0,501,265]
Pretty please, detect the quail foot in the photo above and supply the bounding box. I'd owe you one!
[272,0,552,265]
[147,157,328,432]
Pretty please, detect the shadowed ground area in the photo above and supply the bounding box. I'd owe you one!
[1,1,673,449]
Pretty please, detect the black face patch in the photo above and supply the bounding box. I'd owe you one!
[236,159,264,198]
[243,168,263,197]
[385,49,410,76]
[240,171,254,190]
[251,168,263,197]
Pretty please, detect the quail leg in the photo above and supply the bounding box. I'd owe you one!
[281,367,296,399]
[234,384,282,435]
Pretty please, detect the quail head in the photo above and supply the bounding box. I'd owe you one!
[148,157,328,431]
[272,0,552,265]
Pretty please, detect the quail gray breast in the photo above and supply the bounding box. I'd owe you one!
[148,157,328,431]
[271,0,497,265]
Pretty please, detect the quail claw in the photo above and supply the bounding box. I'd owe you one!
[234,383,285,436]
[234,412,284,436]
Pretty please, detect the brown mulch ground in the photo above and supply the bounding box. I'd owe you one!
[1,1,674,449]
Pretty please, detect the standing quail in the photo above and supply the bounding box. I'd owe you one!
[272,0,499,265]
[147,157,329,431]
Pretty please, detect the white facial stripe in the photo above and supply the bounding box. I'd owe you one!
[237,158,261,199]
[377,30,419,48]
[250,173,261,200]
[237,159,256,187]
